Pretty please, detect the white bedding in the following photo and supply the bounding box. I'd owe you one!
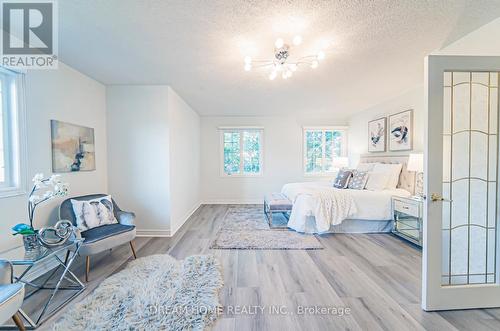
[281,181,411,233]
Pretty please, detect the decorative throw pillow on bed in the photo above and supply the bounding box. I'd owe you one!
[333,168,353,189]
[348,170,369,190]
[372,163,403,189]
[71,195,118,231]
[356,162,379,173]
[365,171,391,191]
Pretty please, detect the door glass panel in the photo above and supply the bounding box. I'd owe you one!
[491,83,498,136]
[451,132,469,180]
[453,83,470,133]
[471,84,489,132]
[470,132,488,179]
[442,71,499,286]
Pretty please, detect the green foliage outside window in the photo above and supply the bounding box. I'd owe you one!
[305,129,344,174]
[223,130,261,175]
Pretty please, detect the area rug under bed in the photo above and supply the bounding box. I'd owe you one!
[210,205,323,250]
[53,254,223,330]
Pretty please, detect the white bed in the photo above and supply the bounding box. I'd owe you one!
[281,155,415,234]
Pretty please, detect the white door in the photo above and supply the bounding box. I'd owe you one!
[423,55,500,310]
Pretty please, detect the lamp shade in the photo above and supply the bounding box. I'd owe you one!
[407,153,424,173]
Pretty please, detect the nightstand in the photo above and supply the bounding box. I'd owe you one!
[391,196,423,247]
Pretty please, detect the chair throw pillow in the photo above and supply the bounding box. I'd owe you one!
[333,169,353,189]
[348,170,369,190]
[71,195,118,232]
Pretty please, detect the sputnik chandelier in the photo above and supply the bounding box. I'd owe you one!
[243,35,326,80]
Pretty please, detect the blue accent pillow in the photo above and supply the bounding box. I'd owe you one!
[333,169,353,189]
[348,170,369,190]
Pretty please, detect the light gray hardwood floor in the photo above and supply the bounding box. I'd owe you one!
[32,204,500,330]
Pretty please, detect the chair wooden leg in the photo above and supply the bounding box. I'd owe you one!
[12,312,25,331]
[85,256,90,282]
[129,241,137,259]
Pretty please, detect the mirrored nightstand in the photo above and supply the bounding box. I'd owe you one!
[392,196,423,247]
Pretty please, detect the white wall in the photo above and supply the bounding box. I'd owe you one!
[200,116,348,203]
[434,17,500,55]
[348,86,424,166]
[106,86,171,235]
[106,85,200,236]
[347,17,500,167]
[167,87,201,233]
[0,63,107,252]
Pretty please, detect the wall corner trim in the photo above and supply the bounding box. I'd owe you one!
[170,202,202,236]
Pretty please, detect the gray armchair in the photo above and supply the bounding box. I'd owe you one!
[0,260,25,330]
[59,194,137,282]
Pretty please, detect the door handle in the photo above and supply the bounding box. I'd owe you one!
[430,193,452,202]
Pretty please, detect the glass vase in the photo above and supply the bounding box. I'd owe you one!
[23,233,39,251]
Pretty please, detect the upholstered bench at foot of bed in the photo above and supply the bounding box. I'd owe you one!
[264,193,292,228]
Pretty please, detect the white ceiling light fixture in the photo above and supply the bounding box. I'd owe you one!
[244,36,327,80]
[292,35,302,46]
[274,38,284,48]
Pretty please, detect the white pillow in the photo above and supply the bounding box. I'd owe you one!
[356,162,379,173]
[371,163,403,189]
[71,195,118,231]
[365,172,391,191]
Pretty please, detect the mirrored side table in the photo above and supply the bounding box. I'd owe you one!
[0,238,85,329]
[392,196,423,247]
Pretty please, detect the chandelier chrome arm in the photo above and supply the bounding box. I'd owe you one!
[243,36,327,79]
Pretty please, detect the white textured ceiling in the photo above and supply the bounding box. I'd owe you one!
[59,0,500,118]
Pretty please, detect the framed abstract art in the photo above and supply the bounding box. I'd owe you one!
[51,120,96,172]
[368,117,386,152]
[389,109,413,151]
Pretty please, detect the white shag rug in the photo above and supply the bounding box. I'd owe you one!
[53,254,223,331]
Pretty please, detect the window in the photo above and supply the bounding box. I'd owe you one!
[220,128,263,176]
[303,127,347,175]
[0,67,25,196]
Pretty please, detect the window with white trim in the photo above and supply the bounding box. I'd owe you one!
[0,67,25,196]
[220,128,263,176]
[303,127,348,175]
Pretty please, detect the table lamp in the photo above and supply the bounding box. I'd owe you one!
[407,153,424,197]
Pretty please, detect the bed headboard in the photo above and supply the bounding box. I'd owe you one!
[358,154,415,195]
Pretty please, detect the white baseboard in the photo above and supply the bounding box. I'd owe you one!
[170,202,201,236]
[201,199,262,204]
[136,229,172,237]
[136,202,202,238]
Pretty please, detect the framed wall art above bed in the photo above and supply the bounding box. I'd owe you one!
[389,109,413,151]
[368,117,386,152]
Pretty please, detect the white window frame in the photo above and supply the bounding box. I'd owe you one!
[303,126,348,176]
[219,126,264,177]
[0,67,27,198]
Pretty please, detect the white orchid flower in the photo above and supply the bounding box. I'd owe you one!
[32,173,44,182]
[48,174,61,185]
[32,173,45,189]
[27,173,70,230]
[29,195,40,203]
